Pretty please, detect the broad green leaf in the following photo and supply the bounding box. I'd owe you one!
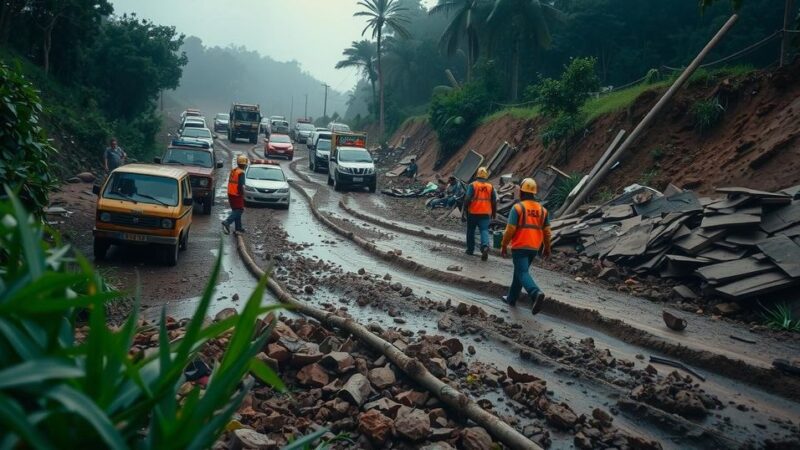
[282,427,330,450]
[0,359,83,389]
[0,394,54,450]
[45,385,126,450]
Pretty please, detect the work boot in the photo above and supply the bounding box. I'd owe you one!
[501,295,516,307]
[481,245,489,261]
[531,292,546,315]
[221,221,230,235]
[234,229,247,235]
[465,250,474,256]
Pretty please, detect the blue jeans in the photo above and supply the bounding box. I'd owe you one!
[224,208,244,231]
[466,215,490,254]
[507,249,542,302]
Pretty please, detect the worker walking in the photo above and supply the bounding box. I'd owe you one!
[463,167,497,261]
[222,155,248,235]
[500,178,551,314]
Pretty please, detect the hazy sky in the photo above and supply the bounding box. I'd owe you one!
[110,0,436,93]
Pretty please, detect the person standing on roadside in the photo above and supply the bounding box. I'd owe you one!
[222,155,248,235]
[103,138,127,173]
[500,178,551,315]
[463,166,496,261]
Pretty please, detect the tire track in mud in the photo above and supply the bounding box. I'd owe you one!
[286,158,800,405]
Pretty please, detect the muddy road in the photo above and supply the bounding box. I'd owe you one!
[210,136,800,449]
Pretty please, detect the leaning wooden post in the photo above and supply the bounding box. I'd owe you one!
[562,14,739,216]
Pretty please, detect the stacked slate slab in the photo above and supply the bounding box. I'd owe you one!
[551,184,800,301]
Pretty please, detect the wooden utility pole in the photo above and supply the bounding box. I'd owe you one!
[322,83,330,119]
[780,0,796,67]
[562,15,739,216]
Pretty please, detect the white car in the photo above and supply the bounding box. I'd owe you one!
[181,117,207,132]
[180,127,214,150]
[328,145,376,193]
[243,160,290,209]
[327,122,351,132]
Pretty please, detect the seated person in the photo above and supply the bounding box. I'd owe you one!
[401,158,418,179]
[428,176,464,209]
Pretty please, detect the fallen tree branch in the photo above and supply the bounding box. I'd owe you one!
[234,233,543,450]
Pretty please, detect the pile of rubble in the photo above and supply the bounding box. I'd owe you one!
[551,184,800,304]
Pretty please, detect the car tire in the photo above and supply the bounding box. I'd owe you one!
[93,237,109,261]
[202,198,212,215]
[333,174,342,192]
[164,242,179,266]
[309,157,313,170]
[327,173,333,186]
[180,228,189,251]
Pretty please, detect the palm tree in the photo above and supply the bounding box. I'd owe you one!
[487,0,563,100]
[429,0,489,81]
[354,0,411,139]
[336,40,378,116]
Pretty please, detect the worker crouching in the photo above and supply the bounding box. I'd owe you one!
[500,178,552,314]
[463,167,497,261]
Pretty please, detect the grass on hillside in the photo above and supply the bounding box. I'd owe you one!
[480,105,541,124]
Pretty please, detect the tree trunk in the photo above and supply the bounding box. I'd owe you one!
[370,78,377,118]
[42,15,58,76]
[377,30,385,140]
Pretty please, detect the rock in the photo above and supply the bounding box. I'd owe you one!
[401,286,413,297]
[712,302,741,316]
[447,352,465,370]
[290,343,324,367]
[437,316,454,331]
[592,408,613,425]
[395,407,432,441]
[214,308,237,322]
[337,373,372,407]
[460,427,493,450]
[364,397,403,418]
[455,303,469,316]
[596,267,618,282]
[574,431,593,449]
[66,177,81,183]
[75,172,95,183]
[368,366,396,389]
[254,352,278,371]
[383,273,392,280]
[230,428,277,450]
[420,442,456,450]
[232,293,240,301]
[358,409,394,445]
[391,282,403,291]
[266,343,290,364]
[396,390,429,407]
[319,352,355,374]
[426,357,447,378]
[662,310,688,331]
[446,265,462,272]
[507,366,539,383]
[296,363,329,387]
[303,285,314,294]
[467,345,476,355]
[545,403,578,430]
[674,390,708,418]
[358,268,366,275]
[441,337,464,355]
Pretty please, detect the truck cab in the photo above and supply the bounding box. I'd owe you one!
[228,103,261,144]
[327,132,376,193]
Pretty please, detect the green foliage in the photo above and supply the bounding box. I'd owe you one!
[480,105,540,124]
[643,68,662,84]
[0,187,285,448]
[581,81,670,124]
[639,168,660,186]
[0,63,58,213]
[540,113,583,147]
[760,303,800,332]
[650,147,665,161]
[429,81,492,161]
[547,173,583,210]
[531,57,600,117]
[691,97,724,132]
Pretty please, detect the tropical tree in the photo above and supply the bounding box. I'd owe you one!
[487,0,563,100]
[354,0,411,138]
[335,40,378,116]
[429,0,489,81]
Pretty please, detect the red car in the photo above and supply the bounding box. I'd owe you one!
[264,133,294,160]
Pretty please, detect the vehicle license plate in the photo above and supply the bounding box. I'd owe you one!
[125,233,147,242]
[352,177,363,182]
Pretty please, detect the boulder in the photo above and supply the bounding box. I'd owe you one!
[75,172,95,183]
[229,428,278,450]
[296,363,329,387]
[545,403,578,430]
[358,409,394,445]
[319,352,355,374]
[460,427,493,450]
[368,366,396,389]
[214,308,237,322]
[395,407,431,441]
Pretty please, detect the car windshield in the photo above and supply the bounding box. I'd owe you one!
[331,124,350,131]
[181,128,212,139]
[235,110,259,121]
[216,113,227,119]
[103,172,179,206]
[247,166,285,181]
[184,121,204,128]
[270,134,291,144]
[298,123,315,131]
[316,139,331,151]
[338,148,372,163]
[163,148,213,168]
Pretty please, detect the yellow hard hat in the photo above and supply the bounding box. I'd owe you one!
[476,167,489,179]
[520,177,538,194]
[236,155,249,166]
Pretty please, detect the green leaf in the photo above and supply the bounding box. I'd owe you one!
[45,385,126,450]
[249,358,286,392]
[0,394,54,450]
[0,318,40,360]
[283,427,330,450]
[0,359,83,389]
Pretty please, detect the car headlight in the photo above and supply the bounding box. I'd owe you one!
[244,185,255,192]
[161,219,173,229]
[99,212,111,222]
[276,188,289,193]
[199,178,210,187]
[365,167,375,175]
[338,166,351,174]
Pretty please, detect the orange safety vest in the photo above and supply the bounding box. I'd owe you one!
[467,181,494,215]
[227,168,244,196]
[510,200,547,251]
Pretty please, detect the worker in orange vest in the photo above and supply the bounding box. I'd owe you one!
[500,178,551,314]
[222,154,248,235]
[462,167,497,261]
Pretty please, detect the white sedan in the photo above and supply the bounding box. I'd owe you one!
[243,160,290,209]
